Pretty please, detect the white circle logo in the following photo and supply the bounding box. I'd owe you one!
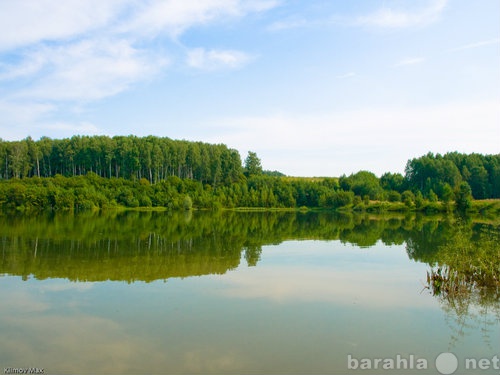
[435,352,458,375]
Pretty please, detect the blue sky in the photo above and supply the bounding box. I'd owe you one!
[0,0,498,176]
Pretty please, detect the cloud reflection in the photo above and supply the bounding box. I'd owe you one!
[0,278,248,374]
[218,243,436,309]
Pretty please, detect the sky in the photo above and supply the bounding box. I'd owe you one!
[0,0,499,177]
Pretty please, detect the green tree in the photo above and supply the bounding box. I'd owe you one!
[455,182,472,212]
[428,189,438,202]
[349,171,382,200]
[10,140,30,178]
[380,172,405,193]
[468,165,489,199]
[441,183,454,204]
[244,151,263,177]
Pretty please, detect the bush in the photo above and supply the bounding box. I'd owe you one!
[428,189,438,202]
[183,195,193,210]
[387,190,401,202]
[402,190,415,208]
[415,191,425,209]
[54,189,75,210]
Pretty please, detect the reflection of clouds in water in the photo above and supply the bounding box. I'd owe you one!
[0,279,93,314]
[219,265,437,309]
[1,313,248,373]
[39,282,94,293]
[183,349,249,373]
[0,280,247,374]
[0,288,50,313]
[0,240,447,374]
[2,315,135,374]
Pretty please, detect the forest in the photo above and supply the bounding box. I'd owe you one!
[0,135,498,212]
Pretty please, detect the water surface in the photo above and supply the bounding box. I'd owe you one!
[1,211,498,374]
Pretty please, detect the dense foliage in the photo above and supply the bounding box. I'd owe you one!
[404,152,500,200]
[0,136,498,211]
[0,135,242,185]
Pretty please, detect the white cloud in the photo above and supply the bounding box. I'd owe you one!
[336,72,356,79]
[448,38,500,52]
[206,100,500,176]
[0,0,124,51]
[0,0,277,137]
[356,0,448,28]
[43,121,103,134]
[120,0,238,37]
[187,48,253,70]
[10,38,168,102]
[0,53,46,81]
[266,1,449,33]
[0,0,280,50]
[0,97,104,140]
[393,57,426,67]
[0,99,54,124]
[267,17,309,32]
[118,0,280,37]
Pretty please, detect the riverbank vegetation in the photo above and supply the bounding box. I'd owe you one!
[0,136,498,214]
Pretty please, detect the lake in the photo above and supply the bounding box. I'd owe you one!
[0,211,498,374]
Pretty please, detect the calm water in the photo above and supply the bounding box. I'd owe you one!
[0,211,498,374]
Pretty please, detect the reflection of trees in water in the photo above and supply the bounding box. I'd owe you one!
[1,210,410,282]
[405,217,455,263]
[423,222,500,348]
[0,211,498,287]
[440,287,499,349]
[2,210,498,350]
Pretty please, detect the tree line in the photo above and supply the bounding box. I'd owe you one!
[0,135,498,212]
[0,135,242,186]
